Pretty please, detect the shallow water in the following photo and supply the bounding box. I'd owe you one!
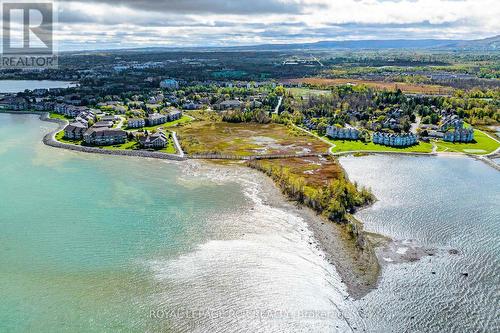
[341,155,500,333]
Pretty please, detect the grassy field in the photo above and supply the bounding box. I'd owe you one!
[325,137,434,153]
[290,78,453,95]
[434,130,500,155]
[287,87,332,98]
[159,139,177,154]
[253,156,343,188]
[50,113,72,121]
[477,125,500,141]
[177,121,330,156]
[124,115,192,131]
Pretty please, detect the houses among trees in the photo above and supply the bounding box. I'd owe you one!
[326,125,360,140]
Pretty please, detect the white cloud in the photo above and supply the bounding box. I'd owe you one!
[50,0,500,49]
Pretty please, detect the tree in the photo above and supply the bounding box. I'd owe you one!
[317,121,328,136]
[275,86,286,96]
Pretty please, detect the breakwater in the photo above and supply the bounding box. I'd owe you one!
[188,152,329,160]
[0,111,187,161]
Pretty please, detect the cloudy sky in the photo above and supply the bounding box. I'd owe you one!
[5,0,500,50]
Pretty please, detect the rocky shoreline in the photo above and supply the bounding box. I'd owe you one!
[251,168,381,299]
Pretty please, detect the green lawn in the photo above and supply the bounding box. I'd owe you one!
[434,130,499,155]
[325,137,434,153]
[50,113,72,121]
[287,88,331,98]
[101,141,139,151]
[159,139,177,154]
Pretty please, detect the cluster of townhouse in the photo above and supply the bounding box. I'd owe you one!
[126,109,182,129]
[83,127,127,146]
[325,123,417,147]
[49,99,180,147]
[325,122,419,147]
[372,132,418,147]
[422,115,474,143]
[0,97,29,110]
[440,116,474,142]
[443,128,474,142]
[63,108,181,148]
[326,125,360,140]
[62,107,127,146]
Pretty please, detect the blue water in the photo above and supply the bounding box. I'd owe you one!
[341,155,500,333]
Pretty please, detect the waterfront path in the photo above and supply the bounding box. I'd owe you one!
[171,131,184,158]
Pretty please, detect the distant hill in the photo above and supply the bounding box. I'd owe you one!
[64,35,500,54]
[442,35,499,50]
[227,36,500,51]
[229,39,459,51]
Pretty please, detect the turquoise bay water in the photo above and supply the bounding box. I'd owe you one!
[0,114,360,332]
[0,80,76,93]
[0,115,250,331]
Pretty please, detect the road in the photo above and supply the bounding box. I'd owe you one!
[115,115,126,129]
[273,96,283,114]
[410,116,421,134]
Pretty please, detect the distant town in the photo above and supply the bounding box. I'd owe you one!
[1,65,497,155]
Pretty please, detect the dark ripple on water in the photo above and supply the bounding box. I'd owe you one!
[341,155,500,333]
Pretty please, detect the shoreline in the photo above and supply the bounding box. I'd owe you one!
[2,110,497,171]
[3,111,382,298]
[256,173,381,299]
[184,160,382,299]
[1,111,496,299]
